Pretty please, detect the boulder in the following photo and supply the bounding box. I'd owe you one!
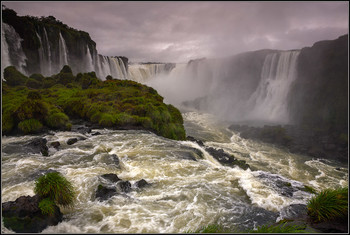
[118,181,131,193]
[135,179,150,188]
[66,138,78,145]
[186,136,204,146]
[101,173,120,183]
[91,132,101,136]
[2,195,63,233]
[26,137,49,156]
[205,147,250,170]
[95,184,117,201]
[50,141,60,149]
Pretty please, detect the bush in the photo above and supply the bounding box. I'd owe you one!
[60,65,73,74]
[3,66,28,86]
[2,110,15,134]
[15,99,48,121]
[45,112,71,130]
[307,187,348,222]
[18,119,43,134]
[29,73,45,82]
[38,198,56,216]
[27,90,42,100]
[26,78,42,89]
[34,172,75,208]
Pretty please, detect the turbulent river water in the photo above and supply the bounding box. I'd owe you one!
[1,111,348,233]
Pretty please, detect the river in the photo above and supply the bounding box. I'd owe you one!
[1,111,348,233]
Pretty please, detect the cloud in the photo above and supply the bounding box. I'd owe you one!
[3,1,348,63]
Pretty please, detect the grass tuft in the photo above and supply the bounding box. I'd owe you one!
[307,187,348,222]
[34,172,75,208]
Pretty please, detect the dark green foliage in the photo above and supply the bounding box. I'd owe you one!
[302,185,317,194]
[27,90,42,100]
[60,65,73,74]
[34,172,75,208]
[248,222,306,233]
[3,67,186,140]
[106,75,113,80]
[18,119,43,134]
[15,99,48,122]
[307,187,348,222]
[3,66,28,86]
[45,112,71,130]
[26,78,42,89]
[29,73,45,82]
[38,198,56,216]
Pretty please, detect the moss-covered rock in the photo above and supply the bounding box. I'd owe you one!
[2,66,186,140]
[3,66,28,86]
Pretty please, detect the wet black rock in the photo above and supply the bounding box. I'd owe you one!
[67,138,78,145]
[187,136,204,146]
[91,132,101,136]
[135,179,150,188]
[110,154,120,167]
[205,147,250,170]
[50,141,60,149]
[26,137,49,156]
[118,181,132,193]
[2,195,63,233]
[76,126,91,135]
[95,184,117,201]
[101,173,120,183]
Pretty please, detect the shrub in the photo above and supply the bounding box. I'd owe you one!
[106,75,113,80]
[98,113,115,127]
[2,110,15,134]
[34,172,75,208]
[307,187,348,222]
[18,119,43,134]
[45,112,71,130]
[26,78,42,89]
[60,65,73,74]
[38,198,56,216]
[15,99,48,121]
[27,90,42,100]
[3,66,28,86]
[29,73,45,82]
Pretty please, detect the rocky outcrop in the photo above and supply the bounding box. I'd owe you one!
[2,195,63,233]
[288,34,348,152]
[229,124,348,163]
[66,138,78,145]
[26,137,49,156]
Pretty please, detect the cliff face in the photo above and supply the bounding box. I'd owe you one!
[288,34,348,134]
[2,7,128,80]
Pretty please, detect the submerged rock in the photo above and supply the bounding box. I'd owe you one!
[101,173,120,183]
[135,179,150,188]
[66,138,78,145]
[95,184,117,201]
[205,147,250,170]
[50,141,60,149]
[26,137,49,156]
[2,195,63,233]
[118,181,132,193]
[186,136,204,146]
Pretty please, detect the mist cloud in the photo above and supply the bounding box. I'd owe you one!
[3,1,348,63]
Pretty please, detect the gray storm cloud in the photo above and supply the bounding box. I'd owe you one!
[3,1,349,63]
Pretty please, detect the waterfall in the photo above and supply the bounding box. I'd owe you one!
[118,57,128,79]
[1,23,27,75]
[85,46,94,72]
[1,24,11,79]
[43,28,52,76]
[58,32,68,69]
[246,51,300,123]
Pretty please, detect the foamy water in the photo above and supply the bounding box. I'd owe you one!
[1,111,348,233]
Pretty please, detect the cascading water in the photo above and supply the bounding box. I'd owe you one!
[1,23,27,75]
[2,111,347,233]
[1,24,11,79]
[43,27,52,76]
[245,51,300,123]
[85,46,94,72]
[58,32,69,69]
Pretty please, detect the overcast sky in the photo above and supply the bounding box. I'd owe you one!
[3,1,349,63]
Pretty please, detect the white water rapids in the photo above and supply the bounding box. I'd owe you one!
[1,111,348,233]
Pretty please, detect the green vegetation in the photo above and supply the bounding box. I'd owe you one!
[34,172,75,208]
[2,65,186,140]
[38,198,56,216]
[307,187,348,222]
[248,222,306,233]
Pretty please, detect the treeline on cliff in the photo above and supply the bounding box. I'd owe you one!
[2,6,98,75]
[2,65,186,140]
